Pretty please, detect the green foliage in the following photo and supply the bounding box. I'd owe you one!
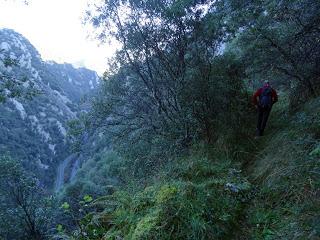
[63,151,121,200]
[57,224,64,233]
[83,195,93,203]
[0,155,53,239]
[84,0,247,155]
[67,117,87,152]
[224,0,320,107]
[56,0,320,239]
[61,202,71,211]
[309,146,320,157]
[0,50,40,103]
[68,152,251,239]
[243,97,320,239]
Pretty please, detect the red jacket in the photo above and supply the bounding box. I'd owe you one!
[252,86,278,106]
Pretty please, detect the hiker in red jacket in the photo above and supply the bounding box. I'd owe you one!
[253,81,278,136]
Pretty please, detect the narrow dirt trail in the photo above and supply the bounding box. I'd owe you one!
[236,102,287,239]
[242,102,286,178]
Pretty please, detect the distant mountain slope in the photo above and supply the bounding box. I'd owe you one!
[0,28,99,187]
[43,61,100,103]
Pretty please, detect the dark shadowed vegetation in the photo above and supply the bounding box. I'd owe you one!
[0,0,319,239]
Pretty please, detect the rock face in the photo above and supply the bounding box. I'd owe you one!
[0,28,99,187]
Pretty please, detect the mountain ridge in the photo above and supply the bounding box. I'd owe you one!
[0,28,99,188]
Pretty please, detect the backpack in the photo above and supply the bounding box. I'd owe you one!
[259,87,273,108]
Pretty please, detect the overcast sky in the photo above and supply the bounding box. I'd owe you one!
[0,0,114,75]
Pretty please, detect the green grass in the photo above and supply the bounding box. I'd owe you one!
[62,95,320,240]
[69,150,251,240]
[243,96,320,239]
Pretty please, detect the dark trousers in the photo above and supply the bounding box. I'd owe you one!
[256,106,272,136]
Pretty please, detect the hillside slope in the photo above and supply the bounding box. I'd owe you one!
[241,97,320,239]
[60,96,320,239]
[0,28,99,187]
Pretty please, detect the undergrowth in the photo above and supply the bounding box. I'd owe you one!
[60,96,320,240]
[244,96,320,239]
[66,151,251,239]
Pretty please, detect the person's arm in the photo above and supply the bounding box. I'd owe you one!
[252,88,261,106]
[272,89,278,103]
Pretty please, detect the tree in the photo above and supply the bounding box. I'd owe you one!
[0,156,51,240]
[84,0,246,153]
[220,0,320,107]
[0,50,40,103]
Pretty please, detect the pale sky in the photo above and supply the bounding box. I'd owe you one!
[0,0,114,75]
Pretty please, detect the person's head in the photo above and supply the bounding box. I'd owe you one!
[263,80,270,87]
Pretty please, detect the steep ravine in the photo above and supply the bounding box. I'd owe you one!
[55,154,74,192]
[55,154,81,192]
[0,28,100,189]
